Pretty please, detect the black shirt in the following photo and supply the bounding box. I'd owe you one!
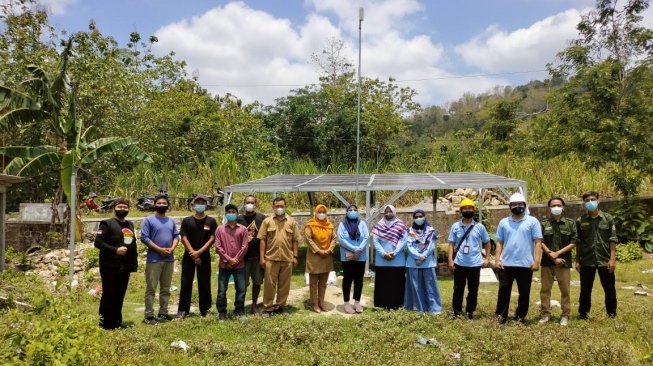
[180,215,218,261]
[236,212,267,259]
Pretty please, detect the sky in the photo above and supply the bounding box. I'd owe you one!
[24,0,653,107]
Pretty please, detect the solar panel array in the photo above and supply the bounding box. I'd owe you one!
[225,172,526,193]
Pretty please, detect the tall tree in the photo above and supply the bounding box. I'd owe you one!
[532,0,653,197]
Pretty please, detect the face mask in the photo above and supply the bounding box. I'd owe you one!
[115,210,128,219]
[461,211,474,219]
[550,207,563,216]
[585,201,598,211]
[347,211,358,220]
[414,217,425,226]
[225,213,237,222]
[244,203,255,212]
[155,205,168,214]
[275,208,285,216]
[511,206,525,215]
[195,204,206,213]
[317,213,327,220]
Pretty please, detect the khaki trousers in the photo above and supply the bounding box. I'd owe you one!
[144,261,175,318]
[309,273,329,306]
[540,265,571,317]
[263,260,292,311]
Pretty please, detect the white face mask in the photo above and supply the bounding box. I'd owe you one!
[244,203,255,212]
[275,208,285,216]
[317,213,327,220]
[550,206,563,216]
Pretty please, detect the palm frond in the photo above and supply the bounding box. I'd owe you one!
[0,145,59,158]
[81,137,152,164]
[15,152,62,177]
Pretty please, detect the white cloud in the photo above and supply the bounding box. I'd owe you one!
[454,8,587,73]
[1,0,75,15]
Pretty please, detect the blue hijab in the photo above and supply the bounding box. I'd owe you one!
[343,204,360,240]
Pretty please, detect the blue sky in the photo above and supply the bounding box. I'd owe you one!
[30,0,651,107]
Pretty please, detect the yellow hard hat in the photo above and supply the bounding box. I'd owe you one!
[460,198,476,209]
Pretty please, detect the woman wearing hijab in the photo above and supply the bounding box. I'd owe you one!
[372,205,408,310]
[337,204,370,314]
[303,204,337,313]
[405,209,442,314]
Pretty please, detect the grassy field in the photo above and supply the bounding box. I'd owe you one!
[2,251,653,365]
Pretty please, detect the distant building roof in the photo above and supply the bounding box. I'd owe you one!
[0,173,31,187]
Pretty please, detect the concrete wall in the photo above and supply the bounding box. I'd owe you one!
[6,221,65,252]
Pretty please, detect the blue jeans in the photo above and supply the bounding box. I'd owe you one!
[217,267,246,314]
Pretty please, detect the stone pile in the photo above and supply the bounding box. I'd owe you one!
[21,241,98,284]
[437,188,509,209]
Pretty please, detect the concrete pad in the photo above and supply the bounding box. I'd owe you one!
[479,268,498,284]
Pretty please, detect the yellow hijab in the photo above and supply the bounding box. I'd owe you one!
[304,204,334,249]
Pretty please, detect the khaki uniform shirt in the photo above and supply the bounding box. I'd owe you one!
[257,215,301,262]
[576,211,618,267]
[303,225,336,274]
[541,217,577,268]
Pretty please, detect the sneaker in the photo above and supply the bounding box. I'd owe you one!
[201,310,212,317]
[579,313,589,320]
[343,303,355,314]
[515,317,527,324]
[466,313,474,320]
[218,313,227,322]
[607,313,617,319]
[175,311,187,320]
[157,314,173,322]
[560,316,569,326]
[538,316,550,324]
[261,311,272,319]
[143,317,158,325]
[354,303,363,313]
[496,315,507,324]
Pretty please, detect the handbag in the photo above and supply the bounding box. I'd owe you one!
[453,224,475,260]
[345,249,357,261]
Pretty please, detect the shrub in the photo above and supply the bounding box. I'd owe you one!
[84,249,100,270]
[616,241,643,263]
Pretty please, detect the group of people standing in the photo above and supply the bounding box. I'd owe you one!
[94,190,617,329]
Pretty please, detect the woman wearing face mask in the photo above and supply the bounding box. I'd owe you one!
[372,205,408,310]
[404,209,442,314]
[94,198,138,329]
[303,204,337,313]
[337,204,370,314]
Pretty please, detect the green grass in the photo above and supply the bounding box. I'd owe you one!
[2,253,653,365]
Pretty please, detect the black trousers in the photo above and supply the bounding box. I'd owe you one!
[342,261,366,302]
[178,256,212,315]
[578,266,617,317]
[99,270,131,329]
[495,266,533,321]
[452,265,481,316]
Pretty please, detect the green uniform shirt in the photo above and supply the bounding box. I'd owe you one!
[576,211,618,267]
[541,217,577,268]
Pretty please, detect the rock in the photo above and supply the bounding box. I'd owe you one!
[490,198,501,206]
[45,251,59,259]
[73,266,82,273]
[451,196,463,205]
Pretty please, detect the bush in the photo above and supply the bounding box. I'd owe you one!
[616,241,643,263]
[84,249,100,270]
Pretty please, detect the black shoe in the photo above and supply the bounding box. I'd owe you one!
[274,306,284,314]
[515,317,526,324]
[157,314,173,322]
[176,311,187,319]
[579,313,589,320]
[218,313,227,322]
[496,315,507,324]
[143,317,158,325]
[607,313,617,318]
[467,313,474,320]
[201,310,211,317]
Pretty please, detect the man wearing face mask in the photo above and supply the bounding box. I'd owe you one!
[494,192,543,324]
[257,197,301,318]
[575,191,618,319]
[94,198,137,329]
[539,197,577,326]
[140,194,179,325]
[236,195,267,314]
[177,195,218,319]
[215,204,249,320]
[447,198,491,319]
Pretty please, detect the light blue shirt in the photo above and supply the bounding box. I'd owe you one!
[337,221,370,262]
[448,220,491,267]
[373,232,407,267]
[406,228,437,268]
[141,215,179,263]
[495,215,543,267]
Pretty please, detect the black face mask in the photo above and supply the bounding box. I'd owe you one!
[155,205,168,214]
[511,206,526,215]
[115,210,129,219]
[461,211,474,219]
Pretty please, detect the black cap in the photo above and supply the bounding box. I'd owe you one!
[224,203,238,212]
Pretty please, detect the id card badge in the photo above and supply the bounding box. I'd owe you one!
[463,245,470,254]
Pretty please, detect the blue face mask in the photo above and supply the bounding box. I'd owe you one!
[225,213,237,222]
[347,211,358,220]
[414,217,425,226]
[195,204,206,213]
[585,201,598,211]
